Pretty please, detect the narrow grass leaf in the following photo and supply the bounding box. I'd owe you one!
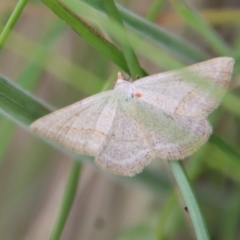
[102,0,145,78]
[49,161,82,240]
[79,0,209,63]
[41,0,130,73]
[0,74,51,126]
[0,0,28,50]
[169,161,210,240]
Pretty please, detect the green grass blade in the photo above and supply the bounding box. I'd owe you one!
[102,0,144,78]
[41,0,130,73]
[0,74,51,126]
[79,0,209,63]
[169,161,210,240]
[0,0,28,50]
[119,6,209,63]
[49,161,82,240]
[60,0,183,70]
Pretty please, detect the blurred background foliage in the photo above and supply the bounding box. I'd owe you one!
[0,0,240,239]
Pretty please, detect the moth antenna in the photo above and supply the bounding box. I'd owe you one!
[117,72,132,82]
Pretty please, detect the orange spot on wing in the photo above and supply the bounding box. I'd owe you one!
[135,92,142,98]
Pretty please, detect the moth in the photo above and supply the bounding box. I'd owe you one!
[31,57,234,176]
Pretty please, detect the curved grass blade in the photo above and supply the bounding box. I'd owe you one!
[0,0,28,51]
[42,0,130,73]
[169,161,210,240]
[103,0,145,78]
[0,74,51,126]
[79,0,209,63]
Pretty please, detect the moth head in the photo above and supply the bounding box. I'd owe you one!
[114,79,142,103]
[114,79,132,102]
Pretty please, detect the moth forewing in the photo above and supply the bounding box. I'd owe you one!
[30,57,234,176]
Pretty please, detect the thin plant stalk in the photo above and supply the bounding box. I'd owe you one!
[49,161,82,240]
[0,0,28,51]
